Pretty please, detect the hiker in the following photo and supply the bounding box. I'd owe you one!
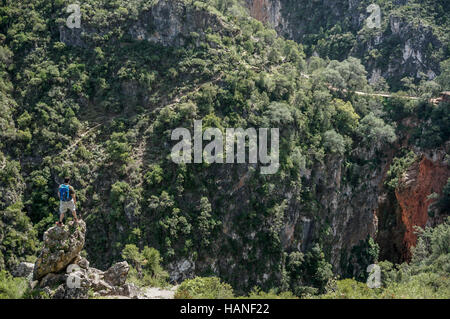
[57,177,78,226]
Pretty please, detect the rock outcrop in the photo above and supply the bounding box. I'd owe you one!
[245,0,284,30]
[377,149,450,263]
[30,220,140,299]
[103,261,129,287]
[395,153,450,260]
[33,221,86,280]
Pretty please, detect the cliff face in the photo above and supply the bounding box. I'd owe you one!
[288,152,382,276]
[244,0,445,88]
[10,0,445,293]
[377,147,450,263]
[245,0,284,31]
[60,0,236,48]
[395,152,450,260]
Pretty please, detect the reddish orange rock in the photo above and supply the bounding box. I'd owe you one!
[395,156,449,260]
[247,0,271,23]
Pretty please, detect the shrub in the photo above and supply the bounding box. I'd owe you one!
[0,270,28,299]
[121,244,169,288]
[174,277,234,299]
[317,278,378,299]
[323,130,346,155]
[243,287,297,299]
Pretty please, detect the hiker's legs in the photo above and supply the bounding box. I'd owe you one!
[59,201,66,225]
[68,199,78,222]
[71,209,78,222]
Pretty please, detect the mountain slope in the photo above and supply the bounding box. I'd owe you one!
[0,0,448,296]
[245,0,450,90]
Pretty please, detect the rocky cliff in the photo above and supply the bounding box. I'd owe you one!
[244,0,448,88]
[60,0,236,48]
[394,150,449,260]
[377,145,450,263]
[1,0,448,296]
[28,220,139,299]
[56,0,448,287]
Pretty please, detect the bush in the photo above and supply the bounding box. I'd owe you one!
[121,244,169,288]
[323,129,346,155]
[317,278,379,299]
[385,151,418,190]
[0,270,28,299]
[242,287,297,299]
[174,277,234,299]
[357,113,396,149]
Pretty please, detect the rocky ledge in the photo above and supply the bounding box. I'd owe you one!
[14,220,141,299]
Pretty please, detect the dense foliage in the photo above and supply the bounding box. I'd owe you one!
[0,0,448,298]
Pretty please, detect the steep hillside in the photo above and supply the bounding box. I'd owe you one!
[245,0,450,90]
[0,0,448,296]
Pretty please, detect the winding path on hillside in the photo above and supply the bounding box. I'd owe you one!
[300,72,420,100]
[57,72,425,159]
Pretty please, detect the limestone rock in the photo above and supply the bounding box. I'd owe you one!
[104,261,129,287]
[39,273,66,288]
[33,220,86,280]
[77,257,90,269]
[121,283,140,298]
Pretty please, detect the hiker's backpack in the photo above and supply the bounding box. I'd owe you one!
[59,184,71,202]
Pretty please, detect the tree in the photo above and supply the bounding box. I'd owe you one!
[121,244,168,287]
[106,132,131,165]
[357,113,396,149]
[436,58,450,90]
[326,58,368,91]
[332,99,360,134]
[197,197,219,247]
[302,244,333,294]
[437,178,450,213]
[323,129,346,155]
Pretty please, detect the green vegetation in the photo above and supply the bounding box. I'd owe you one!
[0,202,38,270]
[385,150,418,191]
[121,244,169,287]
[0,0,448,299]
[174,218,450,299]
[317,218,450,299]
[0,270,28,299]
[281,0,450,90]
[174,277,234,299]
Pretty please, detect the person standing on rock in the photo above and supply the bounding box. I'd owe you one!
[57,177,78,227]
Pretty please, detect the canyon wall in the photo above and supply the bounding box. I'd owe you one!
[395,152,450,260]
[244,0,444,88]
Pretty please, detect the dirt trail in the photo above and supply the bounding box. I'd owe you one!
[57,123,103,157]
[143,286,178,299]
[300,72,420,100]
[103,286,177,299]
[57,71,425,160]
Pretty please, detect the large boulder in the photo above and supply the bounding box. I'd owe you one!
[36,262,136,299]
[31,220,139,299]
[104,261,129,287]
[33,220,86,280]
